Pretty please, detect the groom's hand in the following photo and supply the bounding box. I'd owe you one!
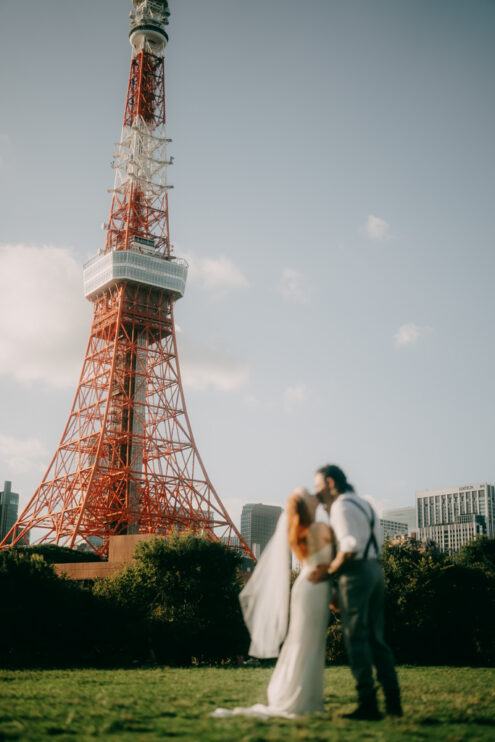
[307,563,330,583]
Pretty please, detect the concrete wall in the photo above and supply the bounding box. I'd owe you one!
[54,533,165,580]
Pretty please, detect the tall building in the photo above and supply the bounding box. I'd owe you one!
[382,506,416,534]
[380,518,408,539]
[0,0,251,559]
[241,504,282,559]
[0,481,19,544]
[416,483,495,553]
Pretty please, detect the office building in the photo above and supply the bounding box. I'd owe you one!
[419,515,486,553]
[241,503,282,559]
[382,506,416,534]
[380,518,408,539]
[416,483,495,553]
[0,481,29,544]
[0,481,20,544]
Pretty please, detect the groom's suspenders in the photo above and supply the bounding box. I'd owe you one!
[340,496,379,559]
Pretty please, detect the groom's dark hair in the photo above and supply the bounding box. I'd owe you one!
[317,464,355,494]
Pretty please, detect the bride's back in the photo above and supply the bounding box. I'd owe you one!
[304,522,333,567]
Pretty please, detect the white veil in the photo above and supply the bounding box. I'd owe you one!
[239,512,291,658]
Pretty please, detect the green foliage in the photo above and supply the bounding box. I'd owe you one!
[3,534,494,669]
[325,537,495,667]
[382,538,495,665]
[12,543,102,563]
[1,534,248,668]
[0,549,141,668]
[94,533,249,665]
[455,536,495,575]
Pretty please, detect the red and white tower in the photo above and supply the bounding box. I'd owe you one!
[1,0,252,559]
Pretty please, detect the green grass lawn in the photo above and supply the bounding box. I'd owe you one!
[0,666,493,741]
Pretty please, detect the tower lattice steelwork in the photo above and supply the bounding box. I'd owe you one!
[1,0,252,559]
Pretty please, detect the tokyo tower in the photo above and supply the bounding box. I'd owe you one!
[1,0,252,559]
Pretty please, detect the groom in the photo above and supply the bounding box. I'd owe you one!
[309,464,402,721]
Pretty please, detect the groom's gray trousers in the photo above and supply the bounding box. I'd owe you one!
[337,559,399,701]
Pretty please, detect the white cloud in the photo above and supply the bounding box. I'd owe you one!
[0,433,48,475]
[0,244,248,393]
[201,257,249,293]
[0,244,91,388]
[182,252,249,300]
[277,268,308,304]
[363,214,391,241]
[177,335,249,392]
[394,322,427,347]
[283,384,308,413]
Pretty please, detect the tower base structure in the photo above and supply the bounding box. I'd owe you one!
[54,534,167,580]
[2,270,250,558]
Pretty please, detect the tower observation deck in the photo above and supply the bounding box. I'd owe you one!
[1,0,253,559]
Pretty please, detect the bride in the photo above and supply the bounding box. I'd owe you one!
[212,489,333,719]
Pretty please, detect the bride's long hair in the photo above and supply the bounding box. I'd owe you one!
[287,490,312,562]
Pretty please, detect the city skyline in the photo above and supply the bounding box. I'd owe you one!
[1,0,494,531]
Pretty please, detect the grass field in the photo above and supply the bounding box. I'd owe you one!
[0,666,494,741]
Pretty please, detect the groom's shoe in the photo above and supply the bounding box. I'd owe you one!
[385,690,403,717]
[342,693,382,722]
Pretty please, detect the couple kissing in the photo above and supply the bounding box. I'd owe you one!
[212,464,402,721]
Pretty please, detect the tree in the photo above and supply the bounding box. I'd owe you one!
[382,539,495,665]
[93,533,249,664]
[455,537,495,576]
[13,544,102,563]
[0,549,139,668]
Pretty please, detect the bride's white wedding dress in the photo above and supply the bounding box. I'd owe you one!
[212,528,332,719]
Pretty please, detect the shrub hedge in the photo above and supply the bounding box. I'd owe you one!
[1,534,494,668]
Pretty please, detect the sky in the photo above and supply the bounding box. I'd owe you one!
[0,0,494,531]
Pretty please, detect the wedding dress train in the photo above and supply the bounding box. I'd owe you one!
[212,535,332,719]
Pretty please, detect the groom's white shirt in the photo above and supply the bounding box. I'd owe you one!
[316,502,330,525]
[329,493,383,559]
